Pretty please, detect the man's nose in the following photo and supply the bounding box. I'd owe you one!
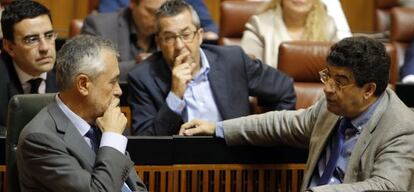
[114,83,123,97]
[38,38,51,53]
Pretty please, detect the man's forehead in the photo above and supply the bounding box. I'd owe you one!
[159,26,193,34]
[158,12,194,32]
[13,15,52,34]
[327,65,353,79]
[141,0,166,8]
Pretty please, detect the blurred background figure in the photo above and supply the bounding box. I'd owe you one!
[82,0,166,82]
[400,0,414,8]
[241,0,347,68]
[98,0,130,13]
[97,0,218,40]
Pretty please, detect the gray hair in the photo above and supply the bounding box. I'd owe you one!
[56,35,119,90]
[155,0,201,33]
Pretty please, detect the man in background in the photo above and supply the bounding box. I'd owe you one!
[81,0,166,82]
[128,0,296,136]
[0,0,58,134]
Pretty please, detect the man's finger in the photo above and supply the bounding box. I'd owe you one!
[174,51,191,67]
[181,121,197,130]
[108,98,120,110]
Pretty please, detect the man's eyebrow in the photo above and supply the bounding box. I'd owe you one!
[161,27,192,35]
[22,30,55,39]
[333,74,351,82]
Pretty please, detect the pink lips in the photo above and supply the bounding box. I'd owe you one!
[36,56,53,63]
[291,0,307,5]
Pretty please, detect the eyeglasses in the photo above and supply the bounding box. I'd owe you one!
[319,68,355,92]
[158,30,198,45]
[19,31,58,48]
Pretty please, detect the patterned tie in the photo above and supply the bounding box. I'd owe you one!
[318,118,351,185]
[27,78,43,93]
[85,126,101,153]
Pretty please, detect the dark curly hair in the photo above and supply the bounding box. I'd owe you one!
[327,36,390,96]
[1,0,51,42]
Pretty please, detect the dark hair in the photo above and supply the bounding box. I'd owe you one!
[1,0,51,42]
[327,36,390,96]
[155,0,200,33]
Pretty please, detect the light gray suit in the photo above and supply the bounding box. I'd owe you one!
[17,100,147,192]
[222,89,414,191]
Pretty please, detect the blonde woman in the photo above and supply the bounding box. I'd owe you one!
[241,0,339,68]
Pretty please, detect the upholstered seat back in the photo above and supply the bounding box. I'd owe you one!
[6,94,55,192]
[390,7,414,69]
[219,1,267,45]
[277,41,331,109]
[374,0,400,32]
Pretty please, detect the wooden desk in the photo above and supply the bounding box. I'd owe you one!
[1,136,308,192]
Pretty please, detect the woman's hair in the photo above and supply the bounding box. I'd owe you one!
[261,0,330,41]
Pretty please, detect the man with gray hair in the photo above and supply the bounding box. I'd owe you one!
[17,35,147,191]
[127,0,296,135]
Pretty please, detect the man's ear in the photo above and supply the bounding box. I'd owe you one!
[197,28,204,45]
[76,74,91,96]
[155,35,160,47]
[363,82,377,100]
[3,39,16,58]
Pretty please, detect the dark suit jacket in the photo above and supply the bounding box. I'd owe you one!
[17,100,147,191]
[127,44,296,136]
[81,8,157,82]
[401,41,414,79]
[0,53,58,135]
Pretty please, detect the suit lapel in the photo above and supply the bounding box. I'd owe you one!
[6,61,24,96]
[48,102,96,170]
[344,92,389,182]
[302,111,339,189]
[204,49,230,119]
[151,55,172,96]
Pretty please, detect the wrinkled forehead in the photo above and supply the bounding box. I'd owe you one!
[158,10,195,33]
[326,65,354,81]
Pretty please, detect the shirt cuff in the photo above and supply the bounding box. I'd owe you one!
[402,74,414,84]
[166,91,186,115]
[215,122,224,138]
[100,132,128,154]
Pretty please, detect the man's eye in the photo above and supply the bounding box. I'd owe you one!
[24,36,39,44]
[335,80,344,87]
[181,33,192,38]
[45,33,54,39]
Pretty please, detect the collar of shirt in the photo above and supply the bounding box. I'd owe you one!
[55,94,91,136]
[13,61,47,85]
[189,48,210,84]
[350,93,385,133]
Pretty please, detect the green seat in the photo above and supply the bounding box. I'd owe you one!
[6,93,55,192]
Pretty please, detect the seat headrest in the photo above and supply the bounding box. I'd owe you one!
[278,41,334,82]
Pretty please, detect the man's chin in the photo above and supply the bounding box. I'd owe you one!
[326,104,341,116]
